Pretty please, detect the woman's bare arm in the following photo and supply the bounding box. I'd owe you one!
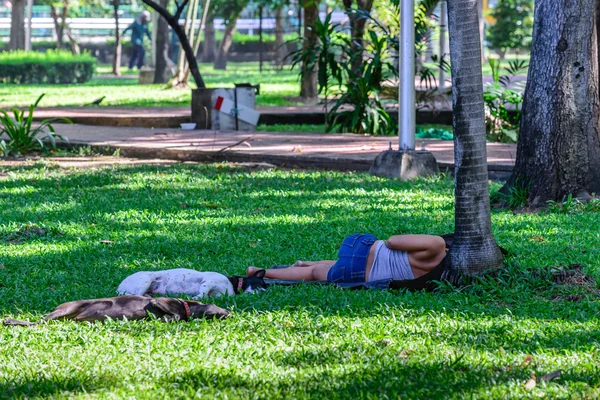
[385,235,446,261]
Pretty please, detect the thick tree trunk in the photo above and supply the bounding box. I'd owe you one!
[300,0,319,100]
[214,21,237,70]
[154,0,171,83]
[594,0,600,95]
[9,0,26,50]
[501,0,600,206]
[201,17,216,62]
[112,0,122,76]
[446,0,503,277]
[274,6,286,67]
[343,0,374,74]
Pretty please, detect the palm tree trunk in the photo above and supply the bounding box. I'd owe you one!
[112,0,122,76]
[446,0,503,277]
[9,0,26,50]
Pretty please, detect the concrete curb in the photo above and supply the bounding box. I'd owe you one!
[36,109,462,128]
[63,141,513,180]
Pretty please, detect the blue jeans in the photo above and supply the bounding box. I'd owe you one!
[327,234,377,283]
[129,44,145,69]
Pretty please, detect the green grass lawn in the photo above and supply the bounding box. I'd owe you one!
[1,54,531,110]
[0,63,301,109]
[1,163,599,398]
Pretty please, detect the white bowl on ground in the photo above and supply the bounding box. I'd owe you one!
[180,123,197,130]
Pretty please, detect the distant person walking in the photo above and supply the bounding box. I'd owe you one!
[123,11,151,70]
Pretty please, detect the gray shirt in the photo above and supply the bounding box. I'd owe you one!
[368,241,415,282]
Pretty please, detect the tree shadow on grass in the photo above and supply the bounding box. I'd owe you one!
[0,375,119,399]
[0,339,593,399]
[156,353,587,399]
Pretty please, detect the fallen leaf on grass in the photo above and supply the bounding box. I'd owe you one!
[100,240,114,245]
[524,370,562,390]
[530,236,545,242]
[203,203,224,209]
[524,377,536,390]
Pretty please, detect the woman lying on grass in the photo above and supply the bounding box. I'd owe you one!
[247,234,449,283]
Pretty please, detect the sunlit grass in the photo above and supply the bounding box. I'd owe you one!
[0,62,301,108]
[0,164,598,398]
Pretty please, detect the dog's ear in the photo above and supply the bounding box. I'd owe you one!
[149,298,183,318]
[252,269,266,279]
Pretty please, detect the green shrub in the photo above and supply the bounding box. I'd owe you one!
[0,50,96,84]
[0,94,70,157]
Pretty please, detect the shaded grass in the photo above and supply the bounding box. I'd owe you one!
[256,123,454,135]
[0,163,599,399]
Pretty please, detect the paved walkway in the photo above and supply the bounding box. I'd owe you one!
[34,106,336,128]
[52,124,516,175]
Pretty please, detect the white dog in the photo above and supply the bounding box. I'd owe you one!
[117,268,267,299]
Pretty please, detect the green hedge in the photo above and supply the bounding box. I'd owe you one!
[0,50,96,84]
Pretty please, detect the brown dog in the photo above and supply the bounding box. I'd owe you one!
[3,295,230,326]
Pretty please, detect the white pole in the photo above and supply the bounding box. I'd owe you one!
[25,0,33,52]
[399,0,416,150]
[438,0,447,89]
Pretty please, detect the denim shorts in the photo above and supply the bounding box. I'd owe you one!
[327,233,378,283]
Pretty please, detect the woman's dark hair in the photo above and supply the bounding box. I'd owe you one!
[441,233,454,249]
[439,233,508,255]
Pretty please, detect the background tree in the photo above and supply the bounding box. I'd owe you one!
[486,0,533,58]
[142,0,206,88]
[168,0,201,86]
[9,0,26,50]
[201,14,217,62]
[273,2,287,67]
[500,0,600,206]
[213,0,249,70]
[154,0,172,83]
[300,0,319,100]
[111,0,122,76]
[343,0,374,75]
[41,0,69,49]
[446,0,504,277]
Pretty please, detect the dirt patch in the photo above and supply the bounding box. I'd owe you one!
[551,264,595,286]
[548,264,599,302]
[2,225,48,244]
